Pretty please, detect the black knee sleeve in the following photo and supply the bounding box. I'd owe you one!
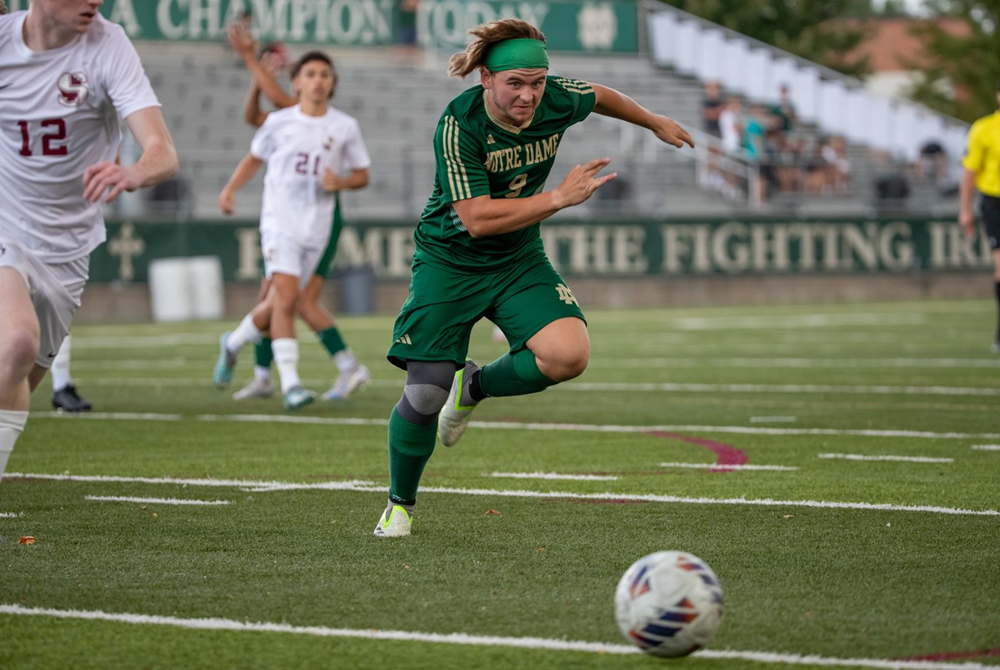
[395,361,458,425]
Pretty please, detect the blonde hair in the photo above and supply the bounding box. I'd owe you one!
[447,19,546,79]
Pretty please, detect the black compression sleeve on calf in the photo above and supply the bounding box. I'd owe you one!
[394,361,457,425]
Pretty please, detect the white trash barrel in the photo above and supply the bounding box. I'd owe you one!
[148,256,225,322]
[187,256,224,320]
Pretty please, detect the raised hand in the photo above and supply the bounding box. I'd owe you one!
[227,22,256,60]
[553,158,617,208]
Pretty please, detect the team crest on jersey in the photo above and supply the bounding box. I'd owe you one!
[322,136,335,150]
[57,72,89,107]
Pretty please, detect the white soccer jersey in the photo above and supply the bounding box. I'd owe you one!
[251,104,371,247]
[0,12,160,264]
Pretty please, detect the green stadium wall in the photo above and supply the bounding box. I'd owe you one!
[93,218,993,285]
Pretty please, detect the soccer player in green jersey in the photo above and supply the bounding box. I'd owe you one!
[374,19,693,537]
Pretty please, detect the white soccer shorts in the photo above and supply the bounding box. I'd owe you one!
[0,237,88,368]
[259,229,325,289]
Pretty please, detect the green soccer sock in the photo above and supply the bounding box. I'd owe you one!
[388,407,437,503]
[317,327,347,356]
[254,337,273,368]
[478,348,556,398]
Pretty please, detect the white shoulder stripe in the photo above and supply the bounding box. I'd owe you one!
[442,116,471,200]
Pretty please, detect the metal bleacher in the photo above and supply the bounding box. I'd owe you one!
[132,11,962,224]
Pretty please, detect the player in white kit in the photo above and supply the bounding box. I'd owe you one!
[213,51,372,411]
[0,0,178,491]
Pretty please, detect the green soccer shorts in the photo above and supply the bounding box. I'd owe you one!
[315,201,344,279]
[387,253,586,370]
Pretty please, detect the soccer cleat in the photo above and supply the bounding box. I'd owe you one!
[437,360,480,447]
[321,365,371,401]
[282,385,316,411]
[51,384,92,412]
[213,332,238,389]
[373,504,412,538]
[232,377,275,400]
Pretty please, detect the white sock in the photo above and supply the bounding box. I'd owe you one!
[333,349,359,374]
[271,338,301,393]
[254,366,272,383]
[0,409,29,482]
[51,335,72,392]
[226,315,262,354]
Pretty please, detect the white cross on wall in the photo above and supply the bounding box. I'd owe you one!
[108,222,145,282]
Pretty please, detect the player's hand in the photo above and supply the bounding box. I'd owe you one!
[82,161,141,204]
[651,115,694,149]
[322,169,340,193]
[227,22,256,59]
[260,51,283,75]
[553,158,617,209]
[219,189,236,215]
[959,209,975,237]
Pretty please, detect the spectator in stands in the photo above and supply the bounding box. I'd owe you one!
[917,140,947,185]
[702,81,724,138]
[212,51,372,411]
[225,23,373,403]
[718,96,743,197]
[0,2,178,488]
[803,136,831,193]
[394,0,421,62]
[743,103,771,202]
[700,81,726,191]
[959,79,1000,353]
[824,136,851,193]
[769,83,797,136]
[373,18,693,538]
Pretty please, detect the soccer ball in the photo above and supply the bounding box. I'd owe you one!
[614,551,724,657]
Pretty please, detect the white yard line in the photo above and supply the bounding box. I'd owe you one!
[71,334,217,348]
[84,496,231,506]
[75,377,1000,398]
[489,472,619,481]
[0,604,993,670]
[673,313,926,330]
[659,462,799,471]
[0,512,22,518]
[7,473,996,517]
[590,358,1000,369]
[28,412,1000,441]
[4,473,373,489]
[817,454,954,463]
[971,445,1000,451]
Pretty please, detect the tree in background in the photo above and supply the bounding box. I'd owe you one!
[658,0,873,77]
[906,0,1000,122]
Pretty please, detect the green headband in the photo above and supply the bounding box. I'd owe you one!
[484,38,549,72]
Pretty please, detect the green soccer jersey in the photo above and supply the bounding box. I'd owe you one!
[414,76,596,271]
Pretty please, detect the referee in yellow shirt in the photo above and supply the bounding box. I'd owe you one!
[960,79,1000,353]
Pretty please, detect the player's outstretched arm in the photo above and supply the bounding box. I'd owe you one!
[452,157,617,238]
[82,107,178,203]
[219,152,263,214]
[959,168,978,237]
[243,80,268,128]
[228,24,296,110]
[591,83,694,149]
[243,53,291,127]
